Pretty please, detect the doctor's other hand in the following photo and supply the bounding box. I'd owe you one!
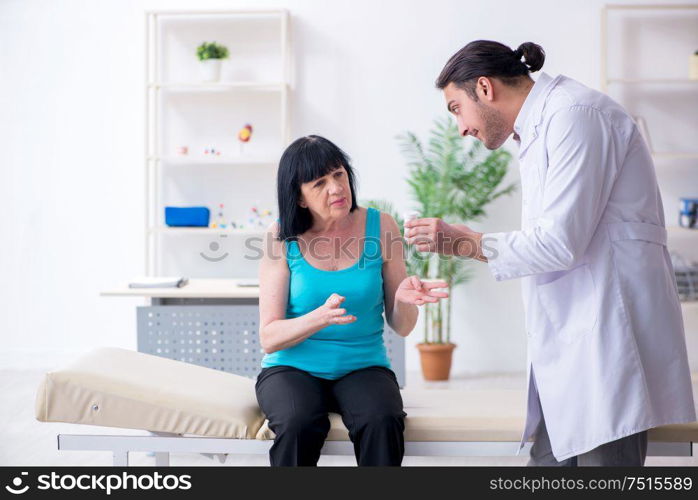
[395,275,449,306]
[314,293,357,326]
[404,217,484,259]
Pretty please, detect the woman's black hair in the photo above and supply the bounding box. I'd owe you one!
[435,40,545,100]
[276,135,358,241]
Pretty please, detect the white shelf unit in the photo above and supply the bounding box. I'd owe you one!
[601,4,698,338]
[149,226,266,236]
[145,9,290,278]
[606,78,698,84]
[601,4,698,230]
[600,4,698,161]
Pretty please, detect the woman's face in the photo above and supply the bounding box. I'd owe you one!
[298,165,352,222]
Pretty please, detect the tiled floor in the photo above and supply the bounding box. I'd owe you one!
[2,368,696,467]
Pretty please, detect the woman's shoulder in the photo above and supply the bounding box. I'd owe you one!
[360,205,394,224]
[368,209,401,253]
[265,220,281,239]
[359,206,387,233]
[368,210,401,263]
[375,210,400,236]
[263,221,289,260]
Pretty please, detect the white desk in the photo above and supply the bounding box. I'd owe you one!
[101,278,264,377]
[100,278,406,386]
[101,279,260,300]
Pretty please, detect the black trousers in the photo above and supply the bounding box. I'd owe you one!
[255,365,406,466]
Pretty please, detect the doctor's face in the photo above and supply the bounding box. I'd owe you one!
[444,82,510,150]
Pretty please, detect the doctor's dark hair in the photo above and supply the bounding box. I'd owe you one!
[436,40,545,100]
[276,135,358,241]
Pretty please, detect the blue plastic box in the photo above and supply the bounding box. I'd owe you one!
[679,197,698,229]
[165,206,210,227]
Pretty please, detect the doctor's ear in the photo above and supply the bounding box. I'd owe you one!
[477,77,495,101]
[298,198,308,209]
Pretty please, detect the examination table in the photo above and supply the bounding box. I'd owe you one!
[35,347,698,466]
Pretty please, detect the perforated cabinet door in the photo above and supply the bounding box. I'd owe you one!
[137,305,406,387]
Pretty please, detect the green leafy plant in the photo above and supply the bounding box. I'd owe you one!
[365,116,514,344]
[196,41,229,61]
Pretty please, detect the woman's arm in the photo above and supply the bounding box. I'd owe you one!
[381,212,450,337]
[381,213,417,336]
[258,223,356,354]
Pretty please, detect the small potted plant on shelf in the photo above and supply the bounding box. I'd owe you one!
[196,41,229,82]
[366,116,514,380]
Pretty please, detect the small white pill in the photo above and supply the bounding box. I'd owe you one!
[403,211,420,223]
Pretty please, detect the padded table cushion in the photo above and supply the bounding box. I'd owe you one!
[255,388,529,442]
[35,347,265,439]
[256,389,698,442]
[36,348,698,444]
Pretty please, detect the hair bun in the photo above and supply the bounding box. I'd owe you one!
[516,42,545,73]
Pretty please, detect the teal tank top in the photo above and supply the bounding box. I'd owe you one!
[261,207,390,379]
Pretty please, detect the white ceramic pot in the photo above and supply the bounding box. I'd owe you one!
[199,59,222,82]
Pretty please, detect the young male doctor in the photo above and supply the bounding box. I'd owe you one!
[405,40,696,466]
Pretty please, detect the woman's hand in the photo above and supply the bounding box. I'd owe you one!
[313,293,357,326]
[395,276,449,306]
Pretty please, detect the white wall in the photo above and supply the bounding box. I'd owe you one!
[2,0,697,375]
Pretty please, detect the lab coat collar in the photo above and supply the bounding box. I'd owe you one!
[513,71,560,155]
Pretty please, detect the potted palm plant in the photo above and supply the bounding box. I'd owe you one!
[196,41,229,82]
[366,116,514,380]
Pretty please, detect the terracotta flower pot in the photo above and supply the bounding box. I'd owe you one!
[417,342,457,381]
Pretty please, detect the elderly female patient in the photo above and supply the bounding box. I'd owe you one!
[256,135,448,466]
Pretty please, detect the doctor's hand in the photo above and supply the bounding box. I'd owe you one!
[313,293,357,326]
[395,276,449,306]
[404,218,486,261]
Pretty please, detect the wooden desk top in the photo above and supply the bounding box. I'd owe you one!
[100,279,260,299]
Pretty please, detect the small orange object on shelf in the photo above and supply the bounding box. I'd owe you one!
[237,124,253,143]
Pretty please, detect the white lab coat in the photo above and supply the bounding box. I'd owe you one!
[484,72,696,461]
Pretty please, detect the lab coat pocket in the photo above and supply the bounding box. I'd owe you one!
[536,264,598,344]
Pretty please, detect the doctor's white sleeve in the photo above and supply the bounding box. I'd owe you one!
[483,105,624,281]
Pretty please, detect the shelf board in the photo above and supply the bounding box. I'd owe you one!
[150,82,288,92]
[605,4,698,11]
[652,152,698,160]
[101,278,260,299]
[151,156,278,166]
[150,226,266,235]
[149,9,287,18]
[607,78,698,84]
